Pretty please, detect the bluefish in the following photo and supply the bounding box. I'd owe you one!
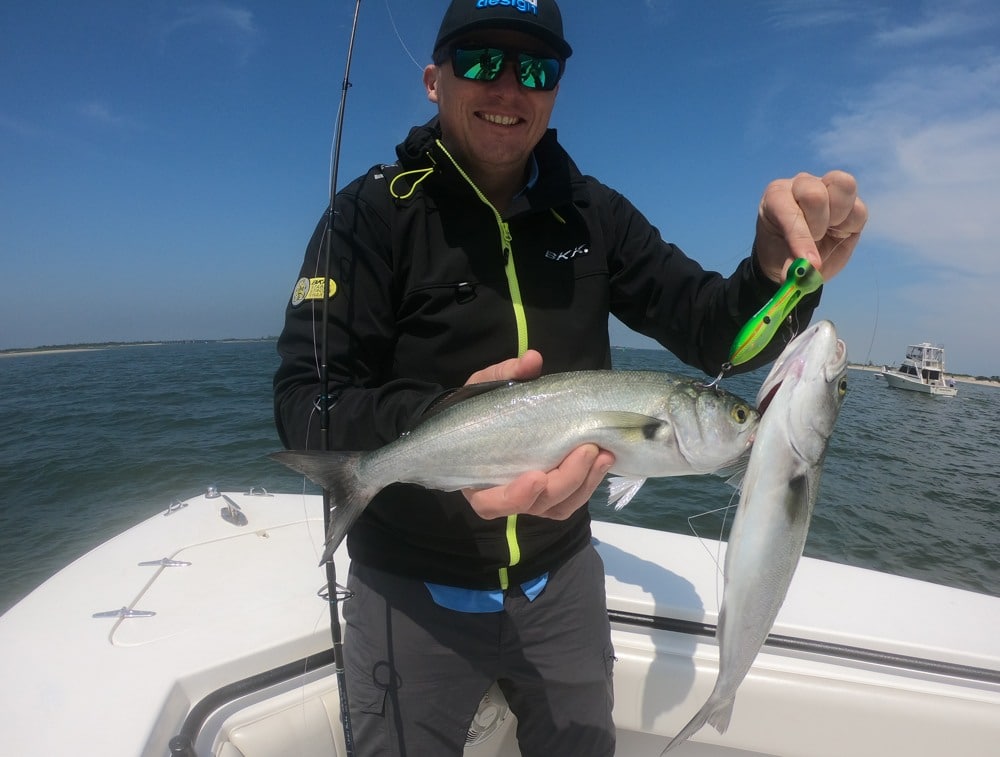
[272,370,759,565]
[662,320,848,753]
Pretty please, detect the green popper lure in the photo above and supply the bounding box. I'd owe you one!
[726,258,824,370]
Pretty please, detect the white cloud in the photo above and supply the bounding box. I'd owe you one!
[161,4,259,64]
[875,8,982,46]
[79,100,131,129]
[816,58,1000,279]
[639,0,672,25]
[765,0,877,30]
[810,4,1000,374]
[0,113,41,138]
[165,4,257,37]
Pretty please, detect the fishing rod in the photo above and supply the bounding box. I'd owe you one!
[319,1,363,754]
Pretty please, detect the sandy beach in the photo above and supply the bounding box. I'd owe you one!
[0,342,169,359]
[0,348,105,358]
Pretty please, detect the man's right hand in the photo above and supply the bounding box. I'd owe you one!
[461,350,615,521]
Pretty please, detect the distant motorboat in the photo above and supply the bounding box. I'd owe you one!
[881,343,958,396]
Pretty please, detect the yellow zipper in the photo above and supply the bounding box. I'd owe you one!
[499,222,530,357]
[434,141,529,357]
[435,141,528,588]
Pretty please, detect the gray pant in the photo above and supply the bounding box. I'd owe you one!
[342,544,616,757]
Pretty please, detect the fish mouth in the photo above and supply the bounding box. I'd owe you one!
[754,320,844,415]
[756,354,802,415]
[757,381,782,415]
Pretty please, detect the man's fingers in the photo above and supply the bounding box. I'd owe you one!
[526,445,599,518]
[462,445,615,521]
[538,448,616,520]
[757,170,867,282]
[790,173,832,243]
[463,470,546,519]
[465,350,543,386]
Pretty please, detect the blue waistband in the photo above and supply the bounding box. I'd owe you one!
[425,572,549,613]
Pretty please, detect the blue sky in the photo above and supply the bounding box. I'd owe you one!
[3,1,999,376]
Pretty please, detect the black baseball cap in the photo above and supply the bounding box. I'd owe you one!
[434,0,573,60]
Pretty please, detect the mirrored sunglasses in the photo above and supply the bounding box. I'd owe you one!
[449,47,564,91]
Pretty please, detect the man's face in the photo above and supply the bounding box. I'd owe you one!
[424,30,560,180]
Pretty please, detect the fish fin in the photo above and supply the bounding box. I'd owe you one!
[418,380,518,423]
[718,452,750,491]
[607,476,647,510]
[783,473,815,531]
[268,450,374,565]
[594,411,668,433]
[660,694,734,754]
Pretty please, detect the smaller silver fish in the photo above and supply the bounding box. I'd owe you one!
[662,320,848,753]
[271,370,759,565]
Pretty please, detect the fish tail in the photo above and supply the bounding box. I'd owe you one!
[706,700,734,733]
[268,450,374,565]
[659,694,734,754]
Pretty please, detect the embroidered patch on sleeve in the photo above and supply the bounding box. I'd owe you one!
[290,277,338,307]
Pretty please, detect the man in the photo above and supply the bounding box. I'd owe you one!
[273,1,867,755]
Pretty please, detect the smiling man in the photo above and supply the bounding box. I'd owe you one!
[425,2,570,212]
[273,1,867,755]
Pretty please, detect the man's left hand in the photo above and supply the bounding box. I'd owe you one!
[754,170,868,284]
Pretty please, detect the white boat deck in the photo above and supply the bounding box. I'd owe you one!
[1,491,997,756]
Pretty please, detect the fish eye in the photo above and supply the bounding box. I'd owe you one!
[731,404,751,424]
[838,377,848,396]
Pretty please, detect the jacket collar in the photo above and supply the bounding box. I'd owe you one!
[394,117,586,213]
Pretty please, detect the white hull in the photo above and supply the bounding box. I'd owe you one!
[1,490,998,756]
[882,370,958,396]
[881,342,958,396]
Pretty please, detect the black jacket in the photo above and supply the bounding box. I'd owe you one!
[274,118,816,588]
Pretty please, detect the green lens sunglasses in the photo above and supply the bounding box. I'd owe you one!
[449,47,564,91]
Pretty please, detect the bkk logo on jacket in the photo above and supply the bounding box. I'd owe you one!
[476,0,538,15]
[545,244,589,262]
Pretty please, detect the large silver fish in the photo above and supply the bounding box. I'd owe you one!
[272,370,759,565]
[662,320,848,754]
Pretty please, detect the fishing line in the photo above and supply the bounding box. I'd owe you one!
[384,0,423,72]
[865,277,879,365]
[687,492,740,609]
[686,504,734,558]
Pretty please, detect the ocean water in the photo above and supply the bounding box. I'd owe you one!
[1,340,997,615]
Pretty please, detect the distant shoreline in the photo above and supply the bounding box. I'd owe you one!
[0,338,275,359]
[3,345,998,387]
[0,347,107,358]
[849,363,1000,388]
